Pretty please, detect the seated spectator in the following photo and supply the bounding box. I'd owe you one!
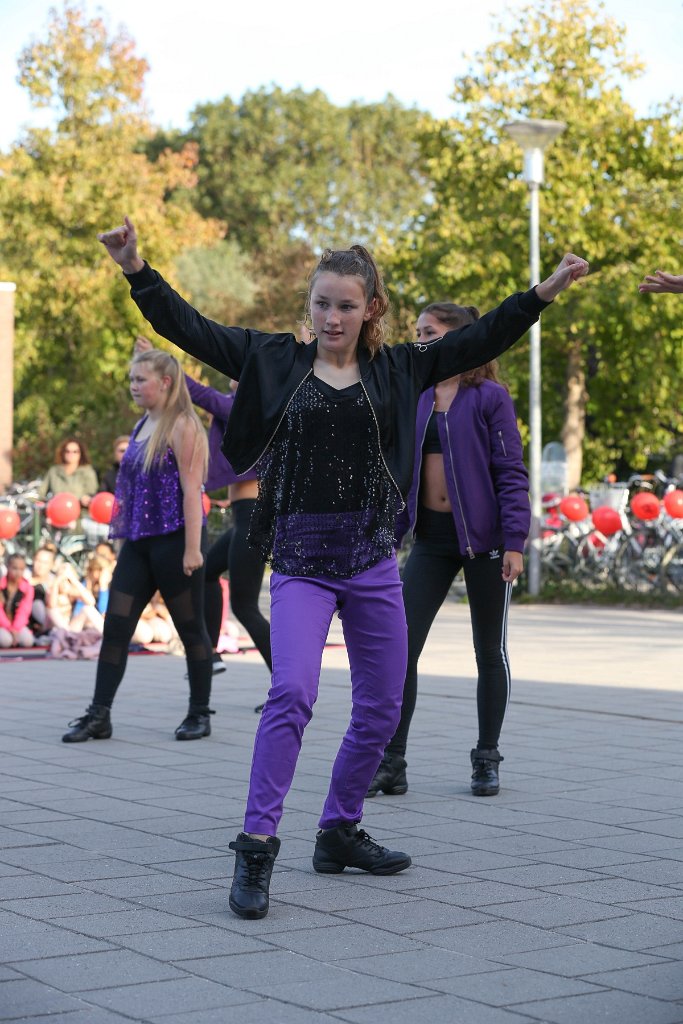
[38,437,99,511]
[101,435,130,495]
[94,540,117,568]
[133,591,176,646]
[0,554,35,648]
[29,545,57,638]
[47,562,95,630]
[68,553,112,634]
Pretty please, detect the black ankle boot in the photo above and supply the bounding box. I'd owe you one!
[175,706,214,740]
[228,833,280,919]
[312,824,411,875]
[62,704,112,743]
[366,752,408,797]
[470,747,503,796]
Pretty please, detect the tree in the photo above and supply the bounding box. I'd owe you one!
[153,86,432,329]
[388,0,683,484]
[0,3,223,479]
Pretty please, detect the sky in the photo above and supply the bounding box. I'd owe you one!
[0,0,681,149]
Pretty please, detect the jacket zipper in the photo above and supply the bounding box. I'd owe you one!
[242,369,313,473]
[498,430,508,457]
[411,401,434,536]
[360,378,406,512]
[444,415,474,558]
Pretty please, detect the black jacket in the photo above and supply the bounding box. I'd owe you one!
[125,263,548,502]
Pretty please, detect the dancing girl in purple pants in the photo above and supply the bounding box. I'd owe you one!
[98,215,588,919]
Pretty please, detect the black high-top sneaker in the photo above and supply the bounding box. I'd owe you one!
[312,824,411,875]
[175,706,214,740]
[228,833,281,919]
[62,704,112,743]
[470,747,503,796]
[366,752,408,797]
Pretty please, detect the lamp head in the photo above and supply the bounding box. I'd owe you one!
[503,119,566,185]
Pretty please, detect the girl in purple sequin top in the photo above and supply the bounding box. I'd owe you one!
[62,348,215,745]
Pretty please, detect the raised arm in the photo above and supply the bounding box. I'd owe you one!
[409,253,589,388]
[638,270,683,295]
[172,415,206,576]
[98,218,251,380]
[184,374,235,422]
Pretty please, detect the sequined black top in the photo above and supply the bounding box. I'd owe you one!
[248,376,400,578]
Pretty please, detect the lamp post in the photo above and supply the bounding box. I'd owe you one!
[503,119,565,596]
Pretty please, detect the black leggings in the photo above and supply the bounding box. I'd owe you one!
[387,506,512,757]
[93,528,213,709]
[203,498,272,672]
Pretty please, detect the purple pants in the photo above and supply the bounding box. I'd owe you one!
[244,556,407,835]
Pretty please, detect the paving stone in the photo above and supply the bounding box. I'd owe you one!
[264,922,422,960]
[479,895,631,928]
[499,943,672,976]
[339,948,504,982]
[0,891,134,920]
[47,908,204,937]
[0,978,85,1019]
[543,878,680,904]
[336,899,487,932]
[0,875,76,900]
[80,976,254,1016]
[512,989,683,1024]
[12,949,184,991]
[0,911,113,960]
[112,925,269,959]
[148,1004,339,1023]
[413,919,580,956]
[586,961,683,1000]
[333,992,537,1023]
[559,912,683,950]
[423,966,604,1004]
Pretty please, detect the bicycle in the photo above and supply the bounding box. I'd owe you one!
[1,480,94,573]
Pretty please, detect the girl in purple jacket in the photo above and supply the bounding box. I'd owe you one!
[368,302,529,799]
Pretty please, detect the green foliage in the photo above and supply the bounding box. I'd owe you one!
[0,2,223,479]
[387,0,683,480]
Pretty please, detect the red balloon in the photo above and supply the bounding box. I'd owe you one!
[592,505,622,536]
[202,493,211,516]
[630,491,660,522]
[46,491,80,527]
[89,491,115,525]
[559,495,589,522]
[664,489,683,519]
[0,507,20,540]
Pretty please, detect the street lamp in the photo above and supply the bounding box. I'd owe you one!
[503,118,565,596]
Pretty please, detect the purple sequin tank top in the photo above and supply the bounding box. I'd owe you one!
[109,419,185,541]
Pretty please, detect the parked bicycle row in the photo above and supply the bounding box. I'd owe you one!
[539,473,683,595]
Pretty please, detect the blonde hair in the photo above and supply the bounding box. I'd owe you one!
[130,349,209,479]
[306,245,389,358]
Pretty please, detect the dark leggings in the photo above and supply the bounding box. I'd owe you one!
[387,506,512,757]
[93,528,213,709]
[203,498,272,672]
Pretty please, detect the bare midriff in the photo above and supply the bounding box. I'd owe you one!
[420,453,452,512]
[228,479,259,503]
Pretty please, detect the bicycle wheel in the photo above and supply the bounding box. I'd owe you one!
[613,533,666,593]
[659,541,683,595]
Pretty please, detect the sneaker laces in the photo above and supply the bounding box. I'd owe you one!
[242,851,271,888]
[354,829,386,854]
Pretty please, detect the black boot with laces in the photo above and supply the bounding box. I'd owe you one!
[470,747,503,796]
[228,833,281,919]
[312,824,411,875]
[175,705,214,740]
[62,704,112,743]
[366,752,408,797]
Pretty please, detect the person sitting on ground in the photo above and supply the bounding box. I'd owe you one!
[133,591,176,646]
[0,553,35,649]
[28,545,57,638]
[68,553,112,634]
[39,437,99,511]
[47,561,96,630]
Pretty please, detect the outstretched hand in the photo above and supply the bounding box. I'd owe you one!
[535,254,589,302]
[97,216,144,274]
[638,270,683,295]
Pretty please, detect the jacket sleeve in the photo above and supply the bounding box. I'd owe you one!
[125,263,252,380]
[393,505,411,549]
[487,389,530,552]
[403,289,549,390]
[82,466,99,496]
[11,581,35,632]
[185,374,235,422]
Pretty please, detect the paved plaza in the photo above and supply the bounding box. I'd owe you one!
[1,600,683,1023]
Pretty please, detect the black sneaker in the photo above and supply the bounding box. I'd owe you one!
[175,707,215,740]
[62,704,112,743]
[312,824,411,875]
[366,753,408,797]
[228,833,281,919]
[470,747,503,796]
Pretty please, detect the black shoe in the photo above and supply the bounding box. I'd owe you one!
[312,824,411,875]
[470,747,503,796]
[184,653,225,680]
[175,706,215,740]
[62,704,112,743]
[228,833,280,919]
[366,752,408,797]
[254,702,265,714]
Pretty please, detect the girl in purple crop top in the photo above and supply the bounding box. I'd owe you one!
[62,348,215,744]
